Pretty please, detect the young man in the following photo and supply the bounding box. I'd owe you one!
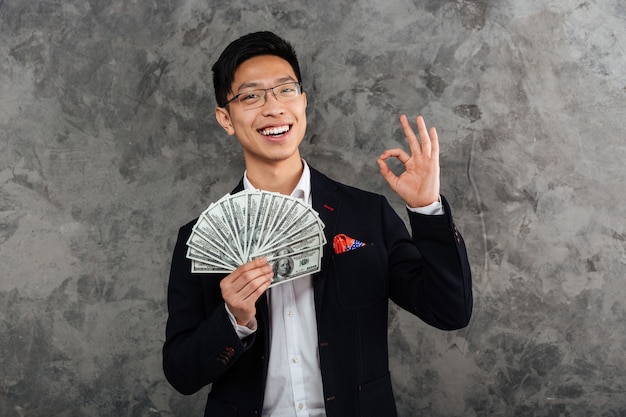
[163,31,473,417]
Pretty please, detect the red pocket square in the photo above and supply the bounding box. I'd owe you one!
[333,234,366,254]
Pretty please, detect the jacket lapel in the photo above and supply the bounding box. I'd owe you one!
[309,167,340,319]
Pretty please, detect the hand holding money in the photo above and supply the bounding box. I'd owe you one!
[220,257,273,327]
[186,189,326,287]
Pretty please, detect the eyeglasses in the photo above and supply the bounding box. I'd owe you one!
[224,81,303,109]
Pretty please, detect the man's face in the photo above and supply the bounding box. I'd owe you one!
[215,55,307,170]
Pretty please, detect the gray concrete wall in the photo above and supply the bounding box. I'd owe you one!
[1,0,625,416]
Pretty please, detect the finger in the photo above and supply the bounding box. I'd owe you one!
[377,157,399,191]
[223,267,272,311]
[234,257,269,278]
[242,273,273,302]
[379,147,411,164]
[237,270,273,302]
[430,126,439,159]
[415,116,431,158]
[400,114,422,156]
[223,258,270,292]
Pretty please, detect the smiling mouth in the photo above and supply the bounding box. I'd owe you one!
[259,125,291,137]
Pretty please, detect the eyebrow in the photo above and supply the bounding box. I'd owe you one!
[235,76,296,92]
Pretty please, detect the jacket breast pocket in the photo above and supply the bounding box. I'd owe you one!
[332,243,387,311]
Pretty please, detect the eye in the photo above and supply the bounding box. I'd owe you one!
[278,84,298,96]
[240,91,261,102]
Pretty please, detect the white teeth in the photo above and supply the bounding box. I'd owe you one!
[260,125,290,136]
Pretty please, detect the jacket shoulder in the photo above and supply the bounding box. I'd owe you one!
[309,165,385,203]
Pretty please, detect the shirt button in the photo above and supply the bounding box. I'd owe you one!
[298,403,304,410]
[291,356,298,363]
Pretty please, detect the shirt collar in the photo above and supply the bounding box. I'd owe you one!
[242,160,312,204]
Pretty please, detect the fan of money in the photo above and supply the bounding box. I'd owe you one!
[186,189,326,287]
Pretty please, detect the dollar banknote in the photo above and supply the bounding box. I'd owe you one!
[186,189,325,287]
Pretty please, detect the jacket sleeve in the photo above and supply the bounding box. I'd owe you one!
[386,195,473,330]
[162,222,256,395]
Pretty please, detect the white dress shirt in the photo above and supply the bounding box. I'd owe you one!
[225,160,443,416]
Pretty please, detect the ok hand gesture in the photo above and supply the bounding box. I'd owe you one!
[377,115,441,208]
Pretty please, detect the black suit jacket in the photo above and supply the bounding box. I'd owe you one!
[163,167,473,417]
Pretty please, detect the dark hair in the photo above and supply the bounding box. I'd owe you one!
[212,31,302,107]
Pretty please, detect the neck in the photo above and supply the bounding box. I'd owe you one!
[245,158,304,195]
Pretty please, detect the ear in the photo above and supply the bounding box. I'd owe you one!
[215,107,235,136]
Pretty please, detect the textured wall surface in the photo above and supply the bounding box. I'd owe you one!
[1,0,625,416]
